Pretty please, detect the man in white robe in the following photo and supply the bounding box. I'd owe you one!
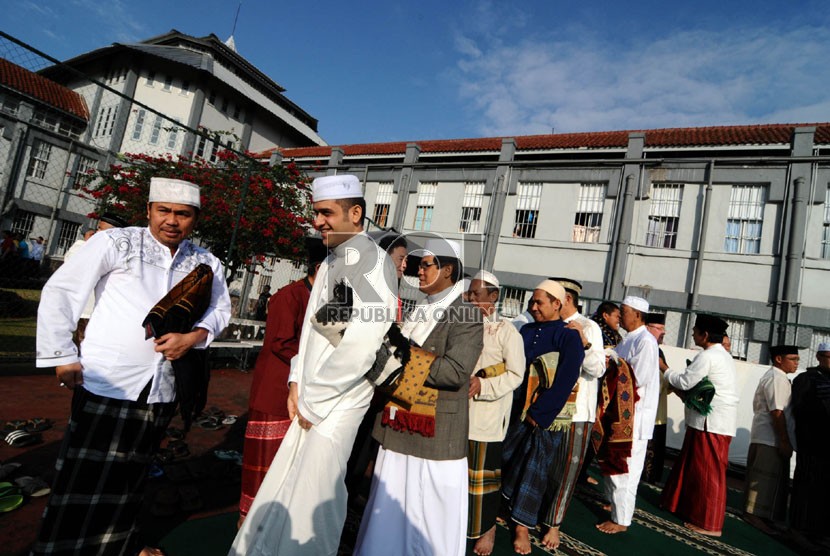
[230,175,397,556]
[596,296,660,534]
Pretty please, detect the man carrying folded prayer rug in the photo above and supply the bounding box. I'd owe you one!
[660,314,739,537]
[354,238,483,556]
[742,343,798,535]
[464,270,525,556]
[501,280,584,555]
[230,175,398,556]
[596,296,660,535]
[34,177,231,556]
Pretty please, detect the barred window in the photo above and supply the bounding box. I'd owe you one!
[459,182,485,233]
[56,221,80,257]
[645,183,682,248]
[73,156,97,189]
[26,140,52,180]
[725,185,765,254]
[372,182,393,227]
[414,182,437,231]
[514,182,541,238]
[132,109,146,140]
[725,318,750,360]
[499,287,530,318]
[149,116,162,145]
[195,135,209,158]
[822,186,830,259]
[94,106,117,138]
[11,211,35,237]
[573,183,606,243]
[167,121,180,150]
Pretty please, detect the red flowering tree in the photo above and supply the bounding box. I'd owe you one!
[82,149,312,278]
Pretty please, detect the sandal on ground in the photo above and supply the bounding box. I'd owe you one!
[0,492,23,512]
[221,415,238,425]
[195,416,223,431]
[0,462,22,480]
[214,449,242,463]
[0,482,18,498]
[25,418,54,433]
[1,421,27,434]
[4,430,42,448]
[14,476,50,497]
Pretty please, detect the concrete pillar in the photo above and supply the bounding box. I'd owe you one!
[391,143,421,230]
[482,138,516,270]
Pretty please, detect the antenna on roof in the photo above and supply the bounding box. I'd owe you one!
[226,0,242,51]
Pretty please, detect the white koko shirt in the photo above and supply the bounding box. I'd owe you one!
[563,312,606,423]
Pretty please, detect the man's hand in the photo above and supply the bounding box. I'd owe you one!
[287,382,299,420]
[154,329,208,360]
[469,375,482,399]
[565,321,588,347]
[56,363,83,390]
[297,410,313,430]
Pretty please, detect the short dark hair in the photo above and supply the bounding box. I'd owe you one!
[379,234,407,253]
[596,301,620,317]
[566,289,580,308]
[435,255,463,283]
[335,197,366,226]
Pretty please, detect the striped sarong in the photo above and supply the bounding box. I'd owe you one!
[467,440,503,538]
[239,408,292,516]
[501,420,563,528]
[743,443,790,522]
[541,420,593,527]
[32,385,175,556]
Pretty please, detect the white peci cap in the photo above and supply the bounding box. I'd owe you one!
[621,296,649,313]
[149,177,201,208]
[474,270,500,289]
[311,174,362,201]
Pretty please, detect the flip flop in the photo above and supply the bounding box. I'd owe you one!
[221,415,238,425]
[0,493,23,512]
[195,416,222,431]
[0,482,18,498]
[25,418,54,433]
[0,462,22,480]
[14,476,50,497]
[1,421,27,434]
[4,430,41,448]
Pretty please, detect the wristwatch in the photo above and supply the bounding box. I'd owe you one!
[583,342,592,350]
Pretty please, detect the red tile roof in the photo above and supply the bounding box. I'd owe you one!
[0,57,89,120]
[256,122,830,160]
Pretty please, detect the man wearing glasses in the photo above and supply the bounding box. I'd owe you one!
[742,344,799,535]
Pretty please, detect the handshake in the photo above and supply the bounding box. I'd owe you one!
[365,323,412,387]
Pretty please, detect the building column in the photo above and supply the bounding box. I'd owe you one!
[391,143,421,231]
[108,66,139,153]
[182,88,205,156]
[482,138,516,271]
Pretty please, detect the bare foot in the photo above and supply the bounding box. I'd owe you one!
[139,548,165,556]
[684,522,721,537]
[542,525,561,550]
[513,524,532,555]
[473,526,496,556]
[587,476,599,485]
[596,520,628,534]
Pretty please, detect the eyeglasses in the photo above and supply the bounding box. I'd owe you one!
[418,261,439,270]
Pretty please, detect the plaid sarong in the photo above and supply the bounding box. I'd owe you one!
[501,420,564,528]
[239,408,292,517]
[467,440,503,538]
[541,420,593,527]
[32,385,175,556]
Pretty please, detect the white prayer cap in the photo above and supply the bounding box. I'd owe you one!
[474,270,499,289]
[622,296,649,313]
[535,279,566,304]
[420,238,461,259]
[818,342,830,353]
[149,177,201,208]
[311,174,362,202]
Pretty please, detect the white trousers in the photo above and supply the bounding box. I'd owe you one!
[229,405,367,556]
[354,446,468,556]
[604,438,649,527]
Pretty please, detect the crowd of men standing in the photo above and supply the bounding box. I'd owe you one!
[32,172,828,555]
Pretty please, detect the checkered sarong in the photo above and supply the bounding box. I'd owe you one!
[501,420,563,528]
[467,440,503,538]
[31,386,175,556]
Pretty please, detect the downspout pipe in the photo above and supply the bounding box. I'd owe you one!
[781,176,809,341]
[607,173,635,301]
[687,160,714,346]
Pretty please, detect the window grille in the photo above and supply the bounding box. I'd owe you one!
[11,211,35,237]
[514,182,541,238]
[73,156,97,189]
[26,140,52,179]
[94,106,117,138]
[645,183,683,248]
[195,135,208,158]
[725,318,750,360]
[414,182,437,231]
[167,121,180,149]
[132,109,145,140]
[459,182,485,233]
[724,185,765,254]
[499,287,530,318]
[372,182,393,227]
[149,116,162,145]
[55,221,80,257]
[573,182,606,243]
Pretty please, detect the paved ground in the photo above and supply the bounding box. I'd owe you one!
[0,366,253,556]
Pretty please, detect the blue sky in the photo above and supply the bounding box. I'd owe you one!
[5,0,830,146]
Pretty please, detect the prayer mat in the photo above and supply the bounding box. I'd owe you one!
[591,356,637,475]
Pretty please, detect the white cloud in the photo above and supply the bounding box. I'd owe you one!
[453,25,830,136]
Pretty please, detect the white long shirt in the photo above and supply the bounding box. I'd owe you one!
[563,312,606,423]
[749,366,792,447]
[615,324,660,440]
[469,311,526,442]
[36,227,231,403]
[289,233,398,426]
[665,343,739,436]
